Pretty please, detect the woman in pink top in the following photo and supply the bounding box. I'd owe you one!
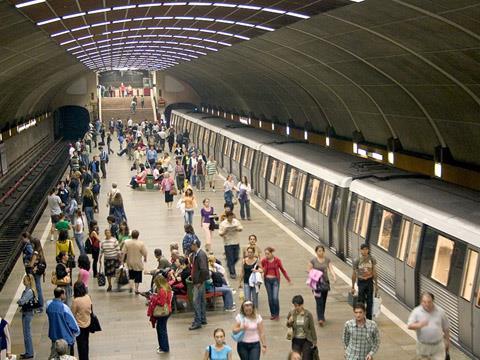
[77,254,90,288]
[232,300,267,360]
[260,247,291,320]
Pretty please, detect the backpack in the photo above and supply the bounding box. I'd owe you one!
[92,182,101,194]
[34,260,47,276]
[196,160,204,175]
[210,271,224,288]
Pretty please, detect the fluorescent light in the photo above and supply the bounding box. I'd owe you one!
[63,12,86,19]
[259,120,262,128]
[218,41,231,46]
[236,22,254,27]
[353,143,358,153]
[271,123,275,131]
[351,0,365,2]
[286,12,309,19]
[92,21,110,27]
[71,25,90,32]
[176,16,194,20]
[112,5,136,10]
[216,19,234,24]
[213,2,235,7]
[155,16,173,20]
[113,19,132,23]
[256,25,274,31]
[326,136,330,146]
[387,151,394,164]
[262,7,285,14]
[37,17,60,26]
[358,148,367,157]
[200,29,216,34]
[372,152,383,161]
[138,3,163,7]
[286,126,290,136]
[16,0,45,7]
[189,1,211,5]
[51,30,70,37]
[60,39,76,45]
[88,8,111,14]
[217,31,233,36]
[234,35,250,40]
[205,47,218,51]
[238,5,261,10]
[133,17,153,21]
[195,17,214,21]
[67,45,81,51]
[77,35,93,41]
[163,2,187,5]
[434,162,442,178]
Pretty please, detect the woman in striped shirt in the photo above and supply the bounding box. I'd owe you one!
[206,156,217,192]
[99,229,121,292]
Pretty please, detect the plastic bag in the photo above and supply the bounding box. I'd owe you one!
[373,296,382,318]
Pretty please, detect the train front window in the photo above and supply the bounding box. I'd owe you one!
[461,250,478,301]
[287,168,298,195]
[396,219,411,261]
[431,235,454,286]
[406,224,422,267]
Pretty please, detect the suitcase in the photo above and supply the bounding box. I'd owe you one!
[348,292,358,307]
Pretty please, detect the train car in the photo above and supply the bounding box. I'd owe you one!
[350,177,480,357]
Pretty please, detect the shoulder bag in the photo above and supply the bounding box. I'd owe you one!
[89,304,102,333]
[153,291,172,317]
[84,237,93,254]
[231,315,245,342]
[97,264,106,287]
[67,241,76,269]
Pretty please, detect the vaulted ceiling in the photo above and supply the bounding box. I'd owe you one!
[2,0,480,168]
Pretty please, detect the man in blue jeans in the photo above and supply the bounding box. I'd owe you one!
[189,239,210,330]
[218,211,243,279]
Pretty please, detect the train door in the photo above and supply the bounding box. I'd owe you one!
[241,147,254,188]
[257,155,268,199]
[231,142,242,179]
[304,176,322,241]
[204,130,211,157]
[458,248,479,355]
[329,187,347,257]
[251,151,261,196]
[283,167,305,224]
[345,193,372,263]
[319,182,334,247]
[266,159,285,210]
[394,220,422,307]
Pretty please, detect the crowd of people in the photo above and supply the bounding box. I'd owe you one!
[1,115,452,360]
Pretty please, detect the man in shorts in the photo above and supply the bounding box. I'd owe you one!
[47,188,63,241]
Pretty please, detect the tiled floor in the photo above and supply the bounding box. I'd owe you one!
[2,141,471,359]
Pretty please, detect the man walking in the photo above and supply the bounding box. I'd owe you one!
[99,146,109,179]
[46,287,80,358]
[351,243,378,319]
[189,239,210,330]
[342,303,380,360]
[122,230,148,294]
[408,292,450,360]
[218,211,243,279]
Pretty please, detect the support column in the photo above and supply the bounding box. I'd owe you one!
[151,70,158,123]
[96,72,102,124]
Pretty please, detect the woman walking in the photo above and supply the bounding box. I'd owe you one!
[238,247,263,309]
[88,220,101,278]
[237,176,252,220]
[174,159,186,193]
[232,300,267,360]
[71,281,92,360]
[286,295,317,359]
[160,172,176,209]
[147,275,173,354]
[261,247,291,320]
[206,156,217,192]
[203,328,233,360]
[82,188,96,226]
[181,188,197,225]
[307,245,337,326]
[17,274,37,359]
[117,221,130,249]
[99,228,121,292]
[223,174,236,210]
[30,237,46,312]
[200,198,214,252]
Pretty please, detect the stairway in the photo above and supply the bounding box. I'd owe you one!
[101,95,155,123]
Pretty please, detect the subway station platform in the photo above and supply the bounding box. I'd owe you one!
[1,143,471,360]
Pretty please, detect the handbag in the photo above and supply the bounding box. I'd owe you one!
[153,303,170,317]
[169,188,177,196]
[316,278,330,292]
[51,270,71,286]
[231,315,245,342]
[97,264,106,287]
[348,291,358,307]
[117,267,129,286]
[286,327,293,340]
[84,237,93,254]
[67,241,76,269]
[373,296,382,319]
[89,305,102,333]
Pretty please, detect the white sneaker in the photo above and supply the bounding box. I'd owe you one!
[225,307,237,312]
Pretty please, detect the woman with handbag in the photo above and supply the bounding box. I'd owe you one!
[203,328,232,360]
[71,282,92,360]
[307,245,337,327]
[17,274,38,359]
[286,295,317,360]
[160,172,176,209]
[147,275,173,354]
[200,198,215,252]
[238,247,263,309]
[88,221,101,278]
[232,300,266,360]
[55,252,73,307]
[99,229,121,292]
[30,237,46,313]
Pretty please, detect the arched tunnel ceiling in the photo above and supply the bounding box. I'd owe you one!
[166,0,480,166]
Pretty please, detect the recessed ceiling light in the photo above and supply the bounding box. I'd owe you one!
[15,0,45,8]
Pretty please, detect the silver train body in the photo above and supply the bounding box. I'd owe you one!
[172,109,480,358]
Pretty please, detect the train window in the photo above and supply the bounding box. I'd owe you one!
[210,132,216,147]
[287,168,299,195]
[461,250,478,301]
[406,224,421,267]
[377,210,395,251]
[396,219,411,261]
[204,130,210,148]
[306,178,321,209]
[350,197,371,238]
[275,162,286,187]
[199,127,205,145]
[261,156,268,178]
[227,139,233,155]
[236,145,243,162]
[331,189,342,222]
[431,235,454,286]
[319,183,334,216]
[242,148,249,167]
[296,172,307,200]
[232,142,238,160]
[269,160,278,183]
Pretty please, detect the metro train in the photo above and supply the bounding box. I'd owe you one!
[171,109,480,358]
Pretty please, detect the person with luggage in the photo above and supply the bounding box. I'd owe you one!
[30,237,47,313]
[351,243,378,320]
[238,246,263,309]
[99,229,121,292]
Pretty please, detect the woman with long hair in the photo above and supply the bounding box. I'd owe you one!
[181,188,196,225]
[72,281,92,360]
[77,254,91,289]
[55,251,73,307]
[117,221,130,248]
[147,275,173,354]
[88,220,101,278]
[232,300,267,360]
[30,237,46,312]
[111,192,127,224]
[203,328,233,360]
[237,176,252,221]
[238,247,263,309]
[200,198,214,252]
[223,174,236,210]
[82,188,95,225]
[160,172,176,209]
[307,245,337,327]
[17,274,38,359]
[174,159,186,193]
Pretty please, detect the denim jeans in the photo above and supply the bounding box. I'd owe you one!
[34,273,44,310]
[190,174,197,187]
[239,200,251,220]
[357,278,374,320]
[209,285,234,309]
[196,175,205,191]
[22,311,34,356]
[156,315,170,352]
[192,282,206,326]
[224,190,233,209]
[264,277,280,317]
[243,284,258,308]
[314,290,329,321]
[237,341,261,360]
[224,244,240,276]
[184,209,194,225]
[84,207,94,226]
[74,233,85,255]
